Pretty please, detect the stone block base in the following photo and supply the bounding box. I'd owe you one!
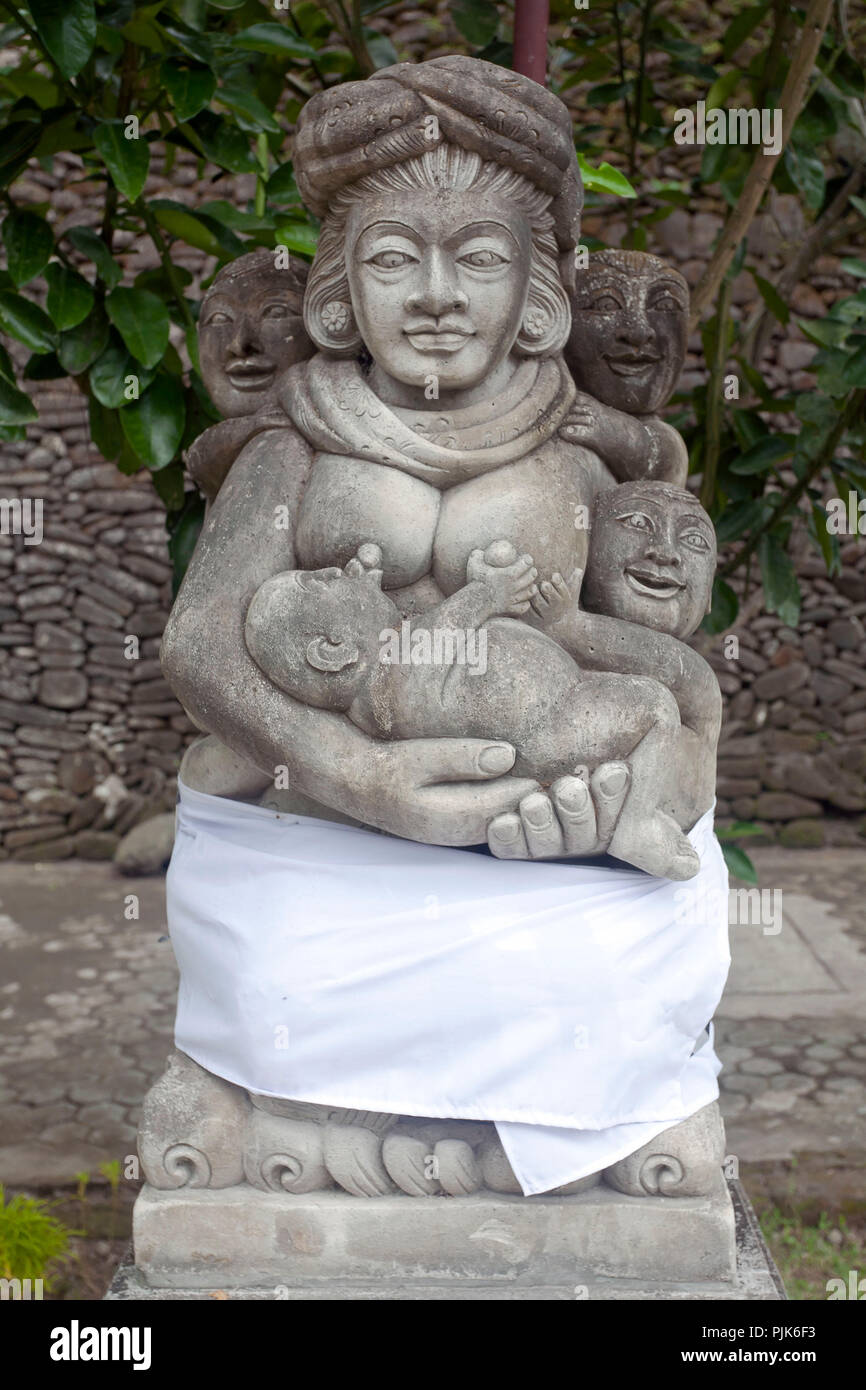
[107,1177,782,1300]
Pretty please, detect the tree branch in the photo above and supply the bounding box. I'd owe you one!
[688,0,836,330]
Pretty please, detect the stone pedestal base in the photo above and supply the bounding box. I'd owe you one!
[107,1178,783,1300]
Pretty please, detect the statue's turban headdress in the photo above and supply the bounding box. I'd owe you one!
[293,57,582,264]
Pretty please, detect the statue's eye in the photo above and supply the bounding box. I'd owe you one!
[650,293,684,312]
[262,303,289,320]
[591,293,623,312]
[205,310,231,325]
[681,530,711,552]
[459,248,507,268]
[617,512,652,531]
[367,249,415,269]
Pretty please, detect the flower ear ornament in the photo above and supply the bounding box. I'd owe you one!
[521,310,547,341]
[322,301,352,335]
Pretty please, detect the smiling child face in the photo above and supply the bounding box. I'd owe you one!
[584,483,716,639]
[199,257,311,418]
[566,252,688,415]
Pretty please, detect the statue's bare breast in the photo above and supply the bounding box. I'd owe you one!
[294,440,608,599]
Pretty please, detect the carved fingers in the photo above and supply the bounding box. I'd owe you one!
[486,762,631,860]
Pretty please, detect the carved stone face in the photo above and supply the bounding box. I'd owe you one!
[199,273,310,418]
[345,187,532,397]
[584,487,715,639]
[566,262,688,414]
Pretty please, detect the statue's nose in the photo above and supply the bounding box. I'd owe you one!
[405,248,468,317]
[229,316,260,356]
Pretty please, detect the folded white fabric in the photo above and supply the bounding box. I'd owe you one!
[168,780,730,1195]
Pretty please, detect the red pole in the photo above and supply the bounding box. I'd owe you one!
[512,0,550,85]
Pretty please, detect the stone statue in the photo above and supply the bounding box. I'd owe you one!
[186,249,313,502]
[138,57,730,1269]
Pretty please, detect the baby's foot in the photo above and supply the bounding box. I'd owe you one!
[531,568,580,624]
[609,810,700,881]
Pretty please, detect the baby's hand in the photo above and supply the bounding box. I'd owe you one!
[531,567,583,625]
[560,392,623,457]
[467,541,538,616]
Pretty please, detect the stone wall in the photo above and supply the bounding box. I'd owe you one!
[1,144,865,860]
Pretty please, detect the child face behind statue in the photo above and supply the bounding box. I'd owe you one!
[584,484,715,640]
[199,261,311,418]
[566,253,688,415]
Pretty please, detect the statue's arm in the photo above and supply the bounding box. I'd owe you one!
[161,428,539,842]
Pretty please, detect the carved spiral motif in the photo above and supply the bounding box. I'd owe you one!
[639,1153,685,1196]
[162,1144,212,1188]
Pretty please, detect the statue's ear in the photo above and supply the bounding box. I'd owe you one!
[306,636,359,673]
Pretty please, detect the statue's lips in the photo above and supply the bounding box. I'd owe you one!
[405,326,474,353]
[604,355,661,378]
[625,566,685,599]
[226,360,276,390]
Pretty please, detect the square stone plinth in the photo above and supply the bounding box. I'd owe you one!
[128,1174,746,1298]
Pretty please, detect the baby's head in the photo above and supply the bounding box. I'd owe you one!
[199,249,313,418]
[244,546,393,710]
[584,481,715,639]
[565,250,688,415]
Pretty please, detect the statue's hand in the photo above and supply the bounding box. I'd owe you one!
[560,392,622,457]
[486,763,630,860]
[370,738,540,847]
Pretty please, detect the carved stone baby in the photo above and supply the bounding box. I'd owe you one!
[563,250,690,486]
[186,249,313,501]
[244,481,719,880]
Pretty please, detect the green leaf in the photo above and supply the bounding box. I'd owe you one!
[702,576,739,634]
[148,199,243,259]
[233,24,317,60]
[216,81,281,135]
[0,341,14,383]
[160,59,216,123]
[89,337,154,408]
[730,435,794,475]
[93,119,151,203]
[794,92,838,146]
[758,532,800,626]
[57,304,110,373]
[796,317,847,348]
[168,490,206,591]
[182,112,257,174]
[576,152,636,198]
[841,341,866,388]
[1,70,59,108]
[65,225,122,289]
[0,122,42,190]
[0,290,58,353]
[2,211,54,286]
[705,69,743,112]
[106,287,169,369]
[721,844,758,884]
[809,501,841,577]
[748,269,789,325]
[150,459,186,509]
[840,258,866,279]
[714,498,765,546]
[120,374,186,468]
[783,143,825,212]
[275,221,319,257]
[0,374,38,424]
[29,0,97,80]
[88,394,123,461]
[23,349,66,380]
[267,162,301,205]
[44,262,94,330]
[722,3,769,59]
[452,0,500,47]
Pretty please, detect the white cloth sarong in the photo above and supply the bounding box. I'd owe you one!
[168,780,730,1195]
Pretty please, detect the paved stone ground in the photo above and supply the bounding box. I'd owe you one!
[0,848,864,1188]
